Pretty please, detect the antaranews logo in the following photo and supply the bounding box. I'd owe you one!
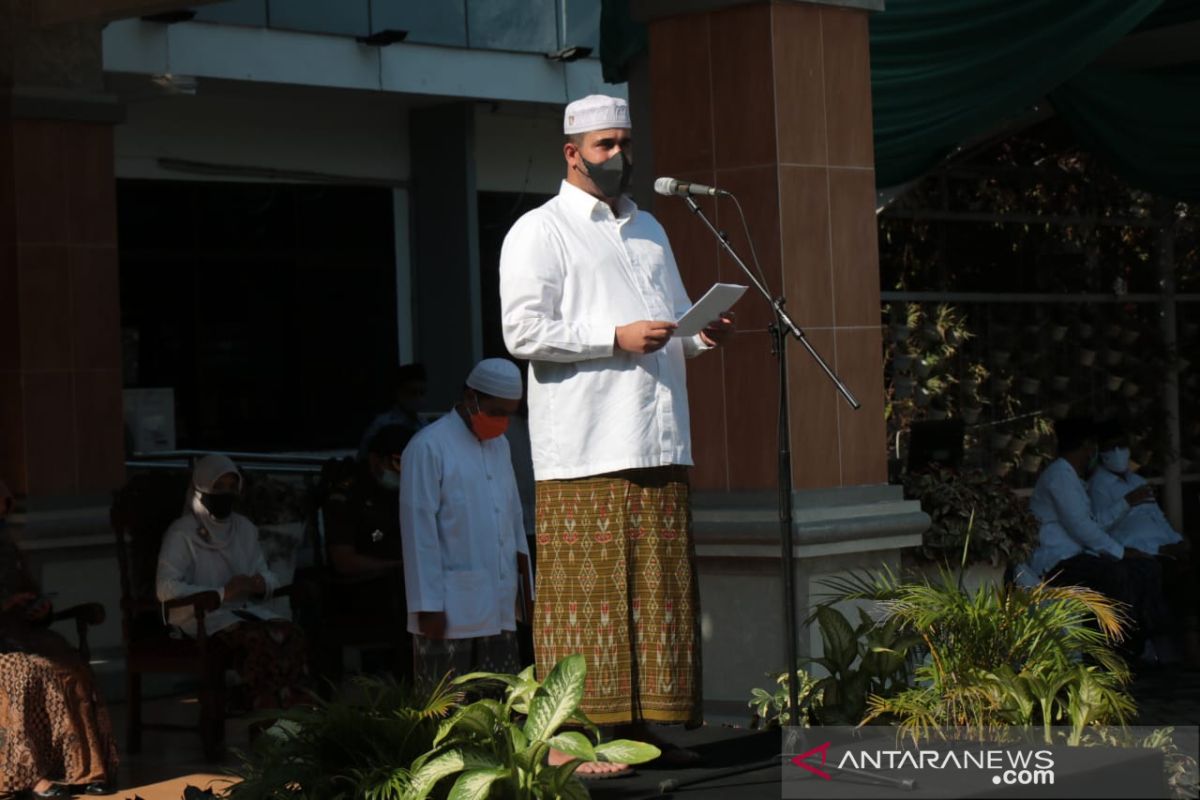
[780,726,1196,798]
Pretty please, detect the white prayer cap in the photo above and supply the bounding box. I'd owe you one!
[466,358,523,400]
[563,94,631,135]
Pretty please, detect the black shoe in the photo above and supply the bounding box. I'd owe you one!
[32,786,71,799]
[83,783,114,796]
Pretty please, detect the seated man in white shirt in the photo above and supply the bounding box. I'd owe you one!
[400,359,531,693]
[1089,418,1197,664]
[1088,419,1188,559]
[1023,417,1174,661]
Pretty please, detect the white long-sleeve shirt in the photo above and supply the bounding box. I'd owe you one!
[400,411,529,639]
[499,180,710,481]
[1026,458,1125,576]
[155,512,283,636]
[1088,468,1183,555]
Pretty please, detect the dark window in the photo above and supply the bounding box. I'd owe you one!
[118,179,398,451]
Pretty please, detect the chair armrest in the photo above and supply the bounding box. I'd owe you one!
[125,591,222,615]
[51,602,106,627]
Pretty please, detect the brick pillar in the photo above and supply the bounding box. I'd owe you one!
[642,0,887,492]
[1,0,125,506]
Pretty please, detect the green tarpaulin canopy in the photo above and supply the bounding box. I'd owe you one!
[600,0,1200,199]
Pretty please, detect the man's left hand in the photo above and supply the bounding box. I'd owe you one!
[700,311,736,348]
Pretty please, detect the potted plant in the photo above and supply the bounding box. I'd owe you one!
[902,464,1038,585]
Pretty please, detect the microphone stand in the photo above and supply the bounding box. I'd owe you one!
[682,194,860,730]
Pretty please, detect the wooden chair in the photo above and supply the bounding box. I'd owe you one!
[111,470,295,760]
[50,601,107,662]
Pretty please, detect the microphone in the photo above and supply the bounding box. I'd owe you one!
[654,177,731,198]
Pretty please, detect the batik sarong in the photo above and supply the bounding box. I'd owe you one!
[533,466,700,725]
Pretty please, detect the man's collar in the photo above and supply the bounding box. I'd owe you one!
[558,180,637,221]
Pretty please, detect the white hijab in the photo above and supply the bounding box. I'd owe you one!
[185,453,244,549]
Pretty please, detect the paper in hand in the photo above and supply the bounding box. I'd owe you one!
[675,283,747,337]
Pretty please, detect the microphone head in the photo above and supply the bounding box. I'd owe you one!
[654,177,679,196]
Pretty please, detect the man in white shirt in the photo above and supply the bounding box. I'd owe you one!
[1022,417,1173,660]
[499,94,734,773]
[1088,420,1187,558]
[1089,419,1196,664]
[400,359,531,692]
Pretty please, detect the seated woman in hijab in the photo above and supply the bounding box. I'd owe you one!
[1,479,118,798]
[156,455,309,710]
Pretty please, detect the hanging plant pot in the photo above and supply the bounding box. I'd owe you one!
[1105,374,1123,391]
[1120,330,1140,345]
[1104,350,1123,366]
[892,353,913,371]
[992,461,1013,478]
[1051,375,1071,392]
[926,408,948,421]
[961,377,981,394]
[914,388,932,408]
[991,375,1013,393]
[993,350,1011,367]
[1077,322,1094,339]
[1121,382,1140,398]
[914,359,933,378]
[890,324,911,342]
[990,432,1012,449]
[1050,325,1069,342]
[1007,437,1026,455]
[1019,377,1040,395]
[1020,453,1044,473]
[894,376,915,398]
[1078,349,1096,366]
[962,406,983,425]
[1050,401,1071,419]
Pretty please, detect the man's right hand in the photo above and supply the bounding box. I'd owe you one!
[223,575,255,602]
[1125,485,1154,506]
[616,321,677,354]
[417,611,447,640]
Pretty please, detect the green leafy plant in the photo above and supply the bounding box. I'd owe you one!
[903,464,1038,568]
[798,605,920,726]
[748,669,823,729]
[404,654,660,800]
[819,568,1136,745]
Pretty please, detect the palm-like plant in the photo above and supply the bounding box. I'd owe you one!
[228,676,458,800]
[818,566,1136,745]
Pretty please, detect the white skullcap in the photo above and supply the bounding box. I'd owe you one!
[466,358,523,400]
[563,94,631,135]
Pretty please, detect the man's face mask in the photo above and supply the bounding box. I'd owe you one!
[467,394,510,441]
[1101,447,1131,474]
[581,149,633,199]
[377,469,401,490]
[200,491,236,520]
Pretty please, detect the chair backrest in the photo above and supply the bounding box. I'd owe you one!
[110,470,193,642]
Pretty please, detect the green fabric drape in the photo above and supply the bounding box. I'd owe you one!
[599,0,1200,198]
[1051,65,1200,200]
[870,0,1162,188]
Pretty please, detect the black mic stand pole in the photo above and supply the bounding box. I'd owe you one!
[682,195,860,728]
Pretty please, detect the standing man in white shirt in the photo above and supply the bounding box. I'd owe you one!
[400,359,530,692]
[1022,417,1174,661]
[499,94,734,773]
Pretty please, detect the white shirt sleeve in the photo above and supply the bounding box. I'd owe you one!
[1047,467,1124,560]
[1088,472,1130,531]
[500,215,618,363]
[400,438,446,614]
[156,525,223,602]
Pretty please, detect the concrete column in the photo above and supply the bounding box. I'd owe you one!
[1,0,125,508]
[409,102,482,406]
[638,0,888,492]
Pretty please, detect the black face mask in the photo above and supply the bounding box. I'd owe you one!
[580,150,633,199]
[200,492,236,520]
